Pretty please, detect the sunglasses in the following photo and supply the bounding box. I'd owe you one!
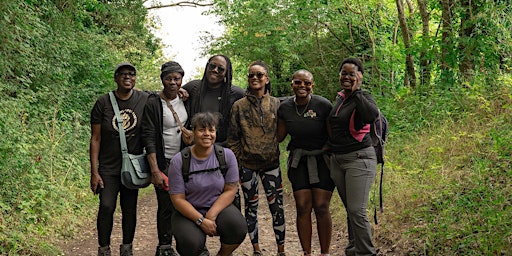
[247,72,266,79]
[207,63,226,73]
[292,80,312,86]
[117,72,136,78]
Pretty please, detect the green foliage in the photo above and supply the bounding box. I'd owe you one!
[377,74,512,254]
[0,0,162,254]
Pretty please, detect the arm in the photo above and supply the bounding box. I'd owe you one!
[141,97,164,186]
[226,103,242,160]
[204,182,237,221]
[89,124,103,194]
[276,117,288,143]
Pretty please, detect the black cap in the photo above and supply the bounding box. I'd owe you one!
[114,62,136,75]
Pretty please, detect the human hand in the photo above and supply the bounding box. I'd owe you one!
[90,174,104,195]
[200,218,217,237]
[352,71,363,91]
[178,88,189,101]
[151,170,165,188]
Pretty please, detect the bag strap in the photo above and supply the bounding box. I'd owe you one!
[160,92,185,130]
[214,144,228,176]
[181,145,227,183]
[181,146,192,182]
[109,92,128,155]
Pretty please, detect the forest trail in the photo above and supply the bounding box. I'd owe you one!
[59,182,382,256]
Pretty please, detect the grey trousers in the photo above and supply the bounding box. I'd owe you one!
[329,147,377,256]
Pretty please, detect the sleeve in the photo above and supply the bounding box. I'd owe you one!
[168,152,185,195]
[353,90,379,124]
[90,95,106,125]
[226,101,243,160]
[141,96,158,154]
[223,148,239,183]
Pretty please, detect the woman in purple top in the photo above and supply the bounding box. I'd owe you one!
[168,112,247,256]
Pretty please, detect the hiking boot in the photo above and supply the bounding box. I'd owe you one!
[156,244,179,256]
[98,246,111,256]
[119,243,133,256]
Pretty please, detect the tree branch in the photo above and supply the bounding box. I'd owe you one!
[146,1,214,10]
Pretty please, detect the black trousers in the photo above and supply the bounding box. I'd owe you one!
[97,173,139,247]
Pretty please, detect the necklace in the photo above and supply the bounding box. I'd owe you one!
[294,95,311,117]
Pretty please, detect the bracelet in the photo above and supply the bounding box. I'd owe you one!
[195,216,204,226]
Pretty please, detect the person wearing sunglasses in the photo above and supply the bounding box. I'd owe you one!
[90,62,148,256]
[141,61,191,256]
[326,58,379,256]
[182,55,245,147]
[276,70,335,256]
[227,60,286,256]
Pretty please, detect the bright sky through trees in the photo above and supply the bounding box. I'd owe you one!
[147,5,224,82]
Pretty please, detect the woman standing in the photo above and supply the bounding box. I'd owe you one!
[141,61,190,256]
[227,60,286,256]
[277,70,334,256]
[168,112,247,256]
[90,62,148,256]
[327,58,379,256]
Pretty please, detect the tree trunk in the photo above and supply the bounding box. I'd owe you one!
[417,0,431,86]
[459,0,477,79]
[396,0,417,88]
[440,0,455,84]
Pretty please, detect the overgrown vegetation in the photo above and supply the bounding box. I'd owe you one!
[1,0,511,255]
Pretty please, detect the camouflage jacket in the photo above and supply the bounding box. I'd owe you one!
[227,92,280,171]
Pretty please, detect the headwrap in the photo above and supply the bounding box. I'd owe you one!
[160,61,184,80]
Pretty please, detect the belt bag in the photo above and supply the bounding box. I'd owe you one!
[109,92,151,189]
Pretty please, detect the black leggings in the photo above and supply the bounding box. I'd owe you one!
[171,204,247,256]
[97,173,139,247]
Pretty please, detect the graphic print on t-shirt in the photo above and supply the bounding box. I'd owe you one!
[111,109,138,133]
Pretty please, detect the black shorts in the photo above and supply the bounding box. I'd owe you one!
[287,154,335,192]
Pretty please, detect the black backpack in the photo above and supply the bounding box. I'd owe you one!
[370,110,389,224]
[180,145,242,210]
[180,144,228,182]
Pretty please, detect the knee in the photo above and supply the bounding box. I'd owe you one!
[296,203,312,217]
[99,201,116,215]
[313,201,331,217]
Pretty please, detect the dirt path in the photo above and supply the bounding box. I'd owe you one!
[59,184,352,256]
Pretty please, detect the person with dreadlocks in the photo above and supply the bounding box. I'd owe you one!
[227,60,286,256]
[182,55,245,147]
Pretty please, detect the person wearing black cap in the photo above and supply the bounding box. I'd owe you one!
[90,62,149,256]
[141,61,190,256]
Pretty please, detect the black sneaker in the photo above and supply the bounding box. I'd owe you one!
[157,244,179,256]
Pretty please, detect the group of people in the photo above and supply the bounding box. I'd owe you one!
[89,55,381,256]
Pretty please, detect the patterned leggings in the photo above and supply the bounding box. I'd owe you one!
[241,167,286,245]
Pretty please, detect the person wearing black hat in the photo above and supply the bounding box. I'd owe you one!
[141,61,190,256]
[90,62,149,256]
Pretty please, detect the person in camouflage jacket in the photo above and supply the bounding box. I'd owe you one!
[227,60,286,256]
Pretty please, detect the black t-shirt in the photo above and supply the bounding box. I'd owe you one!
[90,90,148,174]
[277,95,332,150]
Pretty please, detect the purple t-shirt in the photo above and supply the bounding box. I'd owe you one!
[168,146,239,215]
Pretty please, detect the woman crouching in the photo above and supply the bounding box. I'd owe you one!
[168,112,247,256]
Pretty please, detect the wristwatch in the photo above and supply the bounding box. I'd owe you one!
[196,216,204,226]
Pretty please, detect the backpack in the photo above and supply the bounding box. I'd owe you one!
[180,144,241,210]
[370,110,389,224]
[181,144,227,182]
